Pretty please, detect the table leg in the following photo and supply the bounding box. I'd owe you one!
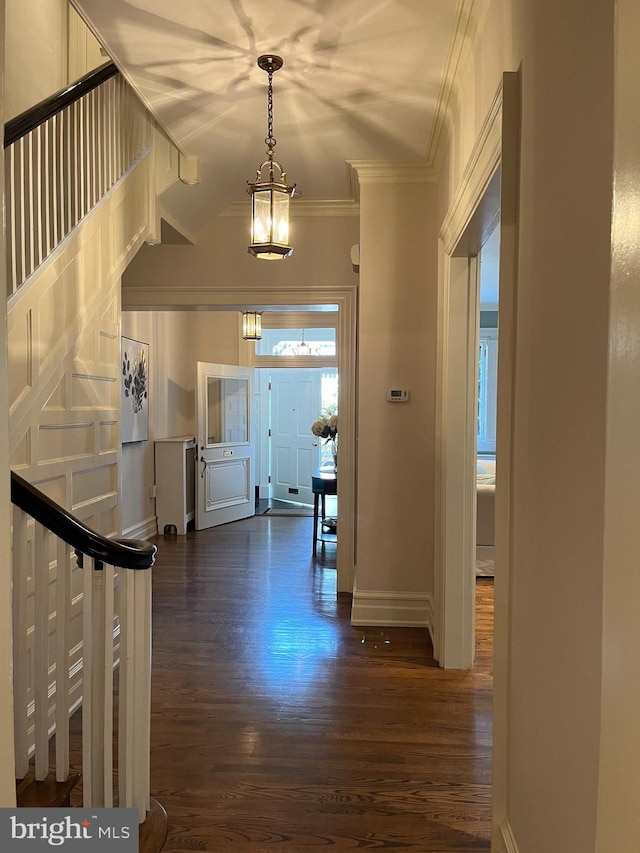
[312,493,319,552]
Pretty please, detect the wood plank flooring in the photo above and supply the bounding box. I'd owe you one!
[148,515,493,851]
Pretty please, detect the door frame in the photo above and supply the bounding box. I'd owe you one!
[434,72,520,843]
[261,365,338,505]
[241,299,354,596]
[123,286,357,595]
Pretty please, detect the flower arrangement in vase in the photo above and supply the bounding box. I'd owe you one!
[311,406,338,470]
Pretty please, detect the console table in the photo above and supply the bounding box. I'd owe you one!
[312,468,337,552]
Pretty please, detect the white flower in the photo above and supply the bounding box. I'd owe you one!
[310,408,337,440]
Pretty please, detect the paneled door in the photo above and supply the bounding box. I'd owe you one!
[195,363,255,529]
[270,368,323,505]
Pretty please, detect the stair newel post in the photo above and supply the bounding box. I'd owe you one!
[81,553,95,805]
[102,561,115,808]
[54,538,71,782]
[118,565,152,824]
[33,522,50,781]
[12,504,29,780]
[82,556,116,808]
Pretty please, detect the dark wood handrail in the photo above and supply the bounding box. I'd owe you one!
[4,61,118,149]
[11,470,156,570]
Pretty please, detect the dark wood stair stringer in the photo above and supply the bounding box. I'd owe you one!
[16,772,82,808]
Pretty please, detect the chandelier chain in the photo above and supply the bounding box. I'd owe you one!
[265,70,276,156]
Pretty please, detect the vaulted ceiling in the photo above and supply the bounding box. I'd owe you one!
[73,0,462,234]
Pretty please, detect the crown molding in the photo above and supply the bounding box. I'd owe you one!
[346,161,438,202]
[218,198,359,218]
[424,0,478,169]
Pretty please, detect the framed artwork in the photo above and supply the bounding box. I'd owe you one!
[121,336,149,443]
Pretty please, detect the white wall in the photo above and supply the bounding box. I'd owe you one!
[5,0,68,120]
[596,2,640,845]
[507,0,612,845]
[0,0,17,804]
[5,0,106,121]
[122,213,359,294]
[438,0,640,850]
[351,177,437,626]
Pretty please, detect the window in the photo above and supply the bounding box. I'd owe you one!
[255,327,336,357]
[477,328,498,453]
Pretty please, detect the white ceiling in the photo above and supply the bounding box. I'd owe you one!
[74,0,461,234]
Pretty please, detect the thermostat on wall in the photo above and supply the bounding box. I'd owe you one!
[387,389,409,402]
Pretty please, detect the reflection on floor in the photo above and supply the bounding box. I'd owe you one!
[142,514,493,851]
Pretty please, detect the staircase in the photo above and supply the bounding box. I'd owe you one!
[11,471,167,851]
[16,772,81,808]
[4,59,172,853]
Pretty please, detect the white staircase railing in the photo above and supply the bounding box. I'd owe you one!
[11,471,156,823]
[4,62,151,296]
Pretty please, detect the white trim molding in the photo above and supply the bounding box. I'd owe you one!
[351,589,434,633]
[439,79,503,254]
[425,0,479,168]
[434,78,505,671]
[495,819,520,853]
[121,517,158,542]
[346,161,438,202]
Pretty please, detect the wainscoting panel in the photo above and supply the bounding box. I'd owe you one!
[8,153,155,742]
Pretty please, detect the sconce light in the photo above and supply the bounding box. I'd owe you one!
[242,311,262,340]
[246,55,297,260]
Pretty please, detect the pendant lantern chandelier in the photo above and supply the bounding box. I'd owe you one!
[241,311,263,340]
[247,55,296,260]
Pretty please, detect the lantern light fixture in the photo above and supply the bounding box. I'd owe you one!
[242,311,263,340]
[247,55,296,260]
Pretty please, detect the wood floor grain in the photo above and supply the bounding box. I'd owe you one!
[146,515,493,851]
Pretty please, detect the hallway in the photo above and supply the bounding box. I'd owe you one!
[147,514,493,851]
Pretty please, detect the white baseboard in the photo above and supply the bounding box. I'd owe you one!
[494,819,519,853]
[351,589,434,630]
[476,544,495,561]
[121,516,158,541]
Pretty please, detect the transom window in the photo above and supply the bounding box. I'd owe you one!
[255,327,336,357]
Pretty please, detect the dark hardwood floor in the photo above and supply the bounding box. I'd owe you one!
[148,515,493,851]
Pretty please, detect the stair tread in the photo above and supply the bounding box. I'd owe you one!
[16,772,82,808]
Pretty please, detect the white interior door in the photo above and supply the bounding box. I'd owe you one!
[195,362,255,529]
[270,369,322,505]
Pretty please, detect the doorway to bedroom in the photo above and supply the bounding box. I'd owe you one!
[476,226,500,579]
